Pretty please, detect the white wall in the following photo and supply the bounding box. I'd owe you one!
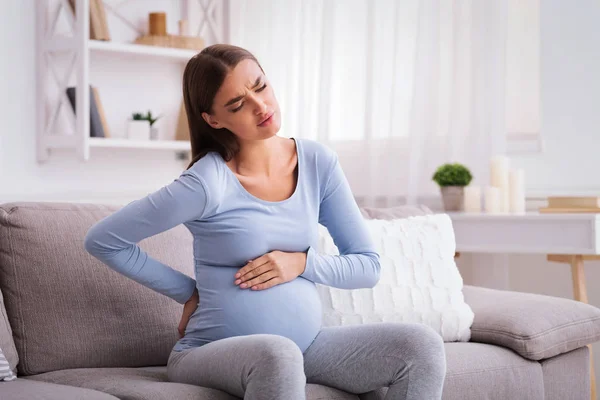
[2,0,600,391]
[510,0,600,196]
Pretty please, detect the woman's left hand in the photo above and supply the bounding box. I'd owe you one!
[234,251,307,290]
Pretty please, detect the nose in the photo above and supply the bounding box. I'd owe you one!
[252,94,268,115]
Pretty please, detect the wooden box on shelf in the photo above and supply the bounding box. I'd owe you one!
[134,34,205,51]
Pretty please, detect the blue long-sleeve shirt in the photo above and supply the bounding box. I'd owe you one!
[84,138,380,352]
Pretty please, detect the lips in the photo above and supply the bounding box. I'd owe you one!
[258,112,274,126]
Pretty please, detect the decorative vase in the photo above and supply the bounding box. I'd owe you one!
[127,120,150,140]
[440,186,464,212]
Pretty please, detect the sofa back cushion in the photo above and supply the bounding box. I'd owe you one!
[0,202,194,375]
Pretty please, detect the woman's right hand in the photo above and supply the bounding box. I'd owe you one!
[178,288,199,338]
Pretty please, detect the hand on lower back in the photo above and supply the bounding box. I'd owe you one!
[234,251,307,291]
[178,288,199,338]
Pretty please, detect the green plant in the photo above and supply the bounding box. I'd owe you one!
[131,110,161,125]
[145,110,161,126]
[432,163,473,187]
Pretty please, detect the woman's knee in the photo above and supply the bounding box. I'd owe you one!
[380,323,446,376]
[248,334,305,371]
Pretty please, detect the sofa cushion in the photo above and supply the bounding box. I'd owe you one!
[0,287,18,376]
[25,366,359,400]
[541,346,590,400]
[317,214,474,342]
[359,342,544,400]
[0,202,195,375]
[2,378,119,399]
[463,284,600,360]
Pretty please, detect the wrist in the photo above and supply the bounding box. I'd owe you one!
[297,252,307,275]
[187,288,199,303]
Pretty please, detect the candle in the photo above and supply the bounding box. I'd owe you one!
[509,168,525,213]
[484,186,501,213]
[490,156,510,212]
[463,186,482,212]
[178,19,189,36]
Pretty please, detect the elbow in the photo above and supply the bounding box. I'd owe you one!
[364,252,381,288]
[83,226,98,256]
[83,223,104,257]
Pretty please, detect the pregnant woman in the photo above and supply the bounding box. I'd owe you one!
[84,44,446,399]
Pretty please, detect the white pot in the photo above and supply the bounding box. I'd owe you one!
[150,126,159,140]
[127,120,150,141]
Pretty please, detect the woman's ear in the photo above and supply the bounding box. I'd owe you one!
[202,112,223,129]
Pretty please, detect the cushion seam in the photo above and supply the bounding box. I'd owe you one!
[471,315,600,339]
[472,333,600,358]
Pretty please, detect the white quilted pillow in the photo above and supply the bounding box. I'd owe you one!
[0,347,16,381]
[316,213,474,342]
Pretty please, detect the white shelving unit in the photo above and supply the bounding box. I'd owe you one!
[88,39,198,61]
[36,0,226,162]
[88,137,191,151]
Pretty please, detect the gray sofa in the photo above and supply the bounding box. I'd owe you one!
[1,201,600,400]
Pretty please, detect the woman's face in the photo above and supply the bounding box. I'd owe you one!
[202,59,281,141]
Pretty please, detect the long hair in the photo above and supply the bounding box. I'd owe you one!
[182,44,264,169]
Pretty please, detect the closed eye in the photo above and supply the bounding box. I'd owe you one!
[230,84,268,113]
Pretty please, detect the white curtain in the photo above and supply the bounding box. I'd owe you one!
[229,0,531,208]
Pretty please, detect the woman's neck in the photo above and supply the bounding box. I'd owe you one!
[231,136,288,177]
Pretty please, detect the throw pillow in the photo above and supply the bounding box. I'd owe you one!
[316,213,474,342]
[0,347,16,381]
[360,204,433,219]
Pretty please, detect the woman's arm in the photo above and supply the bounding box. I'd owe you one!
[300,152,381,289]
[84,169,210,304]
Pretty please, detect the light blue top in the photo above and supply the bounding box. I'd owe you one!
[84,138,380,353]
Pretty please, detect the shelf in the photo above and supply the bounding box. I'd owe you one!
[89,137,191,151]
[36,1,224,163]
[88,40,198,62]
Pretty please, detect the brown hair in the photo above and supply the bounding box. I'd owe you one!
[182,44,264,169]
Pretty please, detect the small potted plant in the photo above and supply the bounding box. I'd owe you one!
[127,110,162,141]
[127,112,150,141]
[432,163,473,211]
[145,110,162,140]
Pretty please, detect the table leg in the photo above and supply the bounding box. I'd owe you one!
[571,256,596,400]
[548,254,596,400]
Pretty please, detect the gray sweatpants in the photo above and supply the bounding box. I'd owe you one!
[167,322,446,399]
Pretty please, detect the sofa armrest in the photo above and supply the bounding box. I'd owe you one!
[463,285,600,361]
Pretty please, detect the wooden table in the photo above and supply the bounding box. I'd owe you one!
[448,212,599,400]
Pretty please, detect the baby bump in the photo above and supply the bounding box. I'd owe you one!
[189,265,323,351]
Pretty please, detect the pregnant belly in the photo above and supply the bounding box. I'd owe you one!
[187,265,323,352]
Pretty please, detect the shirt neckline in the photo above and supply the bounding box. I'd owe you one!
[219,137,302,206]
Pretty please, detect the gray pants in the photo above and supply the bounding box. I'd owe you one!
[167,322,446,399]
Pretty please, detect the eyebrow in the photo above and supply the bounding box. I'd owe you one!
[223,76,263,107]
